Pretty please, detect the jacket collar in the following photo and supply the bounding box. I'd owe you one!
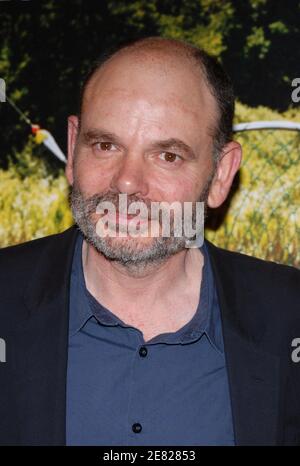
[12,225,79,445]
[13,227,280,445]
[206,240,280,445]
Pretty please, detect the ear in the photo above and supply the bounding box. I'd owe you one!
[207,141,242,209]
[65,115,79,186]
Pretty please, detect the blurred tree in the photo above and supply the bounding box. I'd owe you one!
[222,0,300,111]
[0,0,299,169]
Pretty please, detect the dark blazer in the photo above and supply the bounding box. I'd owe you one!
[0,225,299,445]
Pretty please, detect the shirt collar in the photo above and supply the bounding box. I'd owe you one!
[69,232,224,354]
[200,241,224,354]
[68,232,93,337]
[171,240,224,354]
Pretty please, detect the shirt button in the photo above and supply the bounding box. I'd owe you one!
[139,346,148,357]
[132,423,142,434]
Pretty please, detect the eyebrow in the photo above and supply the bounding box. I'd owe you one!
[148,138,196,159]
[82,129,196,158]
[82,129,121,145]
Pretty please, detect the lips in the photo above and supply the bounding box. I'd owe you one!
[107,211,149,225]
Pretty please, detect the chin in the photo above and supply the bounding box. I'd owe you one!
[101,234,155,250]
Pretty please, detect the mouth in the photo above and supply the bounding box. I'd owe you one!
[106,211,150,226]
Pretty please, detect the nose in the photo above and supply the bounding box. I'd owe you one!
[110,150,149,197]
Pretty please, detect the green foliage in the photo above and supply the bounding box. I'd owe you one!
[1,0,299,168]
[245,26,271,58]
[0,103,299,268]
[0,140,73,247]
[0,0,299,266]
[206,103,300,268]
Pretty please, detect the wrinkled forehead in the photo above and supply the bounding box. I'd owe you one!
[81,50,218,138]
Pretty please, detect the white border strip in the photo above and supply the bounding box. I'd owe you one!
[233,120,300,132]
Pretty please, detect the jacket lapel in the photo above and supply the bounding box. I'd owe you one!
[11,226,79,445]
[10,227,281,445]
[206,241,281,445]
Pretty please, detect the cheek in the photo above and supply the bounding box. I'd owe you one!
[73,157,114,195]
[150,169,203,203]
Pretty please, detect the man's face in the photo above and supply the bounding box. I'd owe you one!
[67,52,224,266]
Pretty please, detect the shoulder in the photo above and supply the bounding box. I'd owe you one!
[0,230,61,258]
[0,226,78,279]
[206,240,300,286]
[0,226,78,330]
[205,240,300,332]
[0,225,77,257]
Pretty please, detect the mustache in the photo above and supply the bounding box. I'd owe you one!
[76,191,155,219]
[70,187,207,224]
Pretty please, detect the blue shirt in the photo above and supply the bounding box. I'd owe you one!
[66,233,235,445]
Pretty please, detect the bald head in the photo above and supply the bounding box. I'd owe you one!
[78,37,234,161]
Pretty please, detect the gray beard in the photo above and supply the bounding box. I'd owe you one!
[69,181,212,272]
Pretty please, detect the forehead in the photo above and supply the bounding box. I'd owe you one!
[81,52,217,142]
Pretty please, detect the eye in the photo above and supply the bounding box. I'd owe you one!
[94,142,118,151]
[159,152,181,163]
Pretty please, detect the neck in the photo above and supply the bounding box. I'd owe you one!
[82,239,203,310]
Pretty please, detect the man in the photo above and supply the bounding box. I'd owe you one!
[0,37,299,446]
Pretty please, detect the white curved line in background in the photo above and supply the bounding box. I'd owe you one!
[233,121,300,132]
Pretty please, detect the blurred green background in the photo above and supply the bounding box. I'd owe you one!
[0,0,299,267]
